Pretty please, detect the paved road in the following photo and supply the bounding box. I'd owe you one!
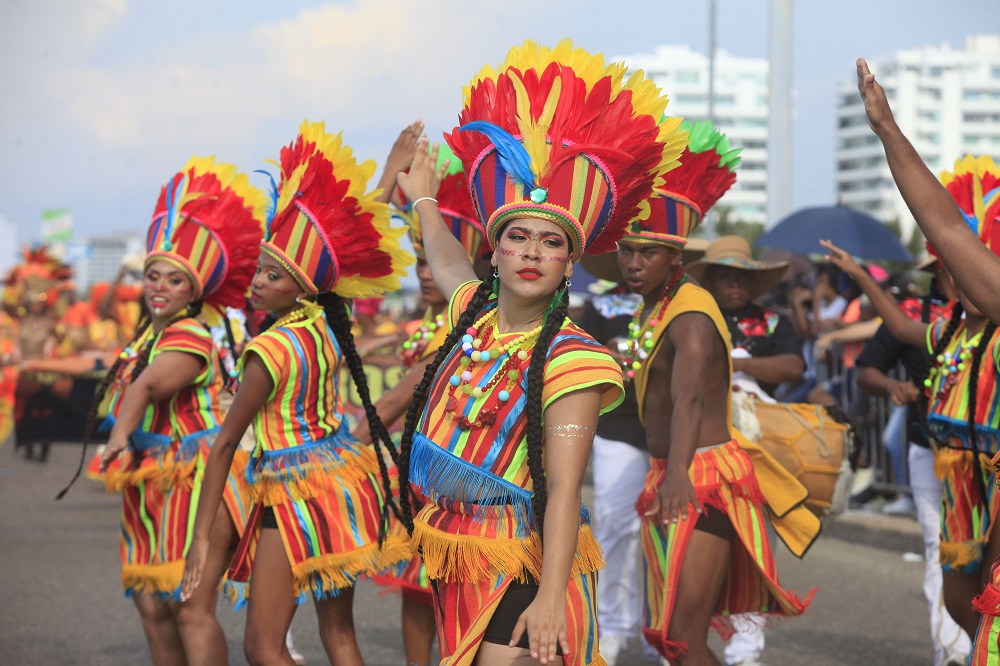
[1,444,941,665]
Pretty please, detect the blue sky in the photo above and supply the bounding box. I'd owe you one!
[0,0,997,248]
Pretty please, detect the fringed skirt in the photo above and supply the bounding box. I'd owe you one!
[227,424,410,604]
[408,432,606,665]
[935,447,1000,573]
[108,428,251,602]
[635,440,813,662]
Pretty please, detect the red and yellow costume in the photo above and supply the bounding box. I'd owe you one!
[622,121,818,661]
[406,39,686,665]
[104,156,265,601]
[226,121,412,602]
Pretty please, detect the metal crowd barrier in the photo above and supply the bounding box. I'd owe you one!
[812,342,911,495]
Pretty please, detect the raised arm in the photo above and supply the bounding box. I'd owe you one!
[821,240,927,349]
[396,137,477,297]
[858,58,1000,322]
[180,354,272,600]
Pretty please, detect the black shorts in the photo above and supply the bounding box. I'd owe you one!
[693,503,732,539]
[480,577,564,655]
[261,506,279,530]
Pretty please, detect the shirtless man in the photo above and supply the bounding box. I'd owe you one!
[618,120,818,665]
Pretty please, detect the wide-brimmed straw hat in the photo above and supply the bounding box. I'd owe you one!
[685,235,788,300]
[580,236,711,284]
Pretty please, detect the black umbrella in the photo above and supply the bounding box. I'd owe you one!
[757,205,912,263]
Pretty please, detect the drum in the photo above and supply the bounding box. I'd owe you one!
[735,395,854,517]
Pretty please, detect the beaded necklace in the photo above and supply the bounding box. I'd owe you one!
[401,310,446,368]
[924,326,983,402]
[444,307,544,431]
[622,265,686,384]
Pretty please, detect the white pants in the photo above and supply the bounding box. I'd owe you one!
[592,435,649,641]
[909,444,971,664]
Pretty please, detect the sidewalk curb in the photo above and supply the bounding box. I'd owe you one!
[822,510,923,554]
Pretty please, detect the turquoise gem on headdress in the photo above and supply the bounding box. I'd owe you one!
[529,187,548,204]
[162,241,173,251]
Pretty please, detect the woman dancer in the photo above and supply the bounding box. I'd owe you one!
[181,121,411,666]
[96,157,265,665]
[389,40,686,665]
[824,162,1000,640]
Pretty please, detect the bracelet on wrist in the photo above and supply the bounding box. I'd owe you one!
[411,196,438,208]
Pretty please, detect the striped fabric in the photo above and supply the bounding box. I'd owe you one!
[972,557,1000,665]
[471,150,613,255]
[624,194,700,248]
[432,570,605,666]
[104,319,249,599]
[408,280,622,663]
[636,442,813,661]
[228,307,409,602]
[936,449,1000,572]
[261,206,337,295]
[147,214,226,296]
[926,320,1000,454]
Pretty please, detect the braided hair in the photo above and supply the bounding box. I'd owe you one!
[965,319,998,444]
[391,279,569,538]
[56,301,204,499]
[317,292,403,531]
[393,281,495,535]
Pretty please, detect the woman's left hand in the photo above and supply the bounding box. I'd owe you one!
[510,589,568,664]
[99,431,129,473]
[396,136,449,204]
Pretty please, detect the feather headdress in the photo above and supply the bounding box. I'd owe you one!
[446,39,688,261]
[261,120,412,297]
[626,119,740,248]
[397,143,486,261]
[935,155,1000,258]
[146,156,267,310]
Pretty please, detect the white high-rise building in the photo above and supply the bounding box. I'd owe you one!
[836,34,1000,240]
[70,233,145,290]
[619,45,770,225]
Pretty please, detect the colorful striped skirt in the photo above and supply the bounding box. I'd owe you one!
[227,433,410,604]
[111,429,250,601]
[935,447,1000,572]
[972,556,1000,665]
[635,440,813,661]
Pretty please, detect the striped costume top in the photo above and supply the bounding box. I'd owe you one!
[926,318,1000,453]
[409,280,624,584]
[106,319,223,441]
[240,303,379,507]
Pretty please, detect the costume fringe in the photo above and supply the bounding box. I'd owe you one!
[941,540,985,573]
[122,560,185,598]
[105,457,176,492]
[411,520,604,584]
[222,576,250,611]
[248,443,380,506]
[290,535,411,600]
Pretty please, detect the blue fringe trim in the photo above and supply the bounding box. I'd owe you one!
[223,579,250,611]
[928,416,1000,455]
[245,421,366,487]
[128,430,172,457]
[175,427,221,463]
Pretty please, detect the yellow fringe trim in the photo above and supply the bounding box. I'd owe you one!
[105,460,176,493]
[290,535,412,599]
[934,448,992,482]
[249,445,380,506]
[411,521,605,584]
[122,559,184,596]
[940,540,984,571]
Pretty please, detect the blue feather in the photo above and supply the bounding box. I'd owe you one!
[254,169,280,234]
[163,175,186,245]
[461,121,536,189]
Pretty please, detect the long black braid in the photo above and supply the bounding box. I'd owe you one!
[523,285,569,536]
[393,281,495,535]
[56,301,203,499]
[317,292,404,533]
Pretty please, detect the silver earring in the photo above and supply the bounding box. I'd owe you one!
[565,278,572,288]
[295,295,302,303]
